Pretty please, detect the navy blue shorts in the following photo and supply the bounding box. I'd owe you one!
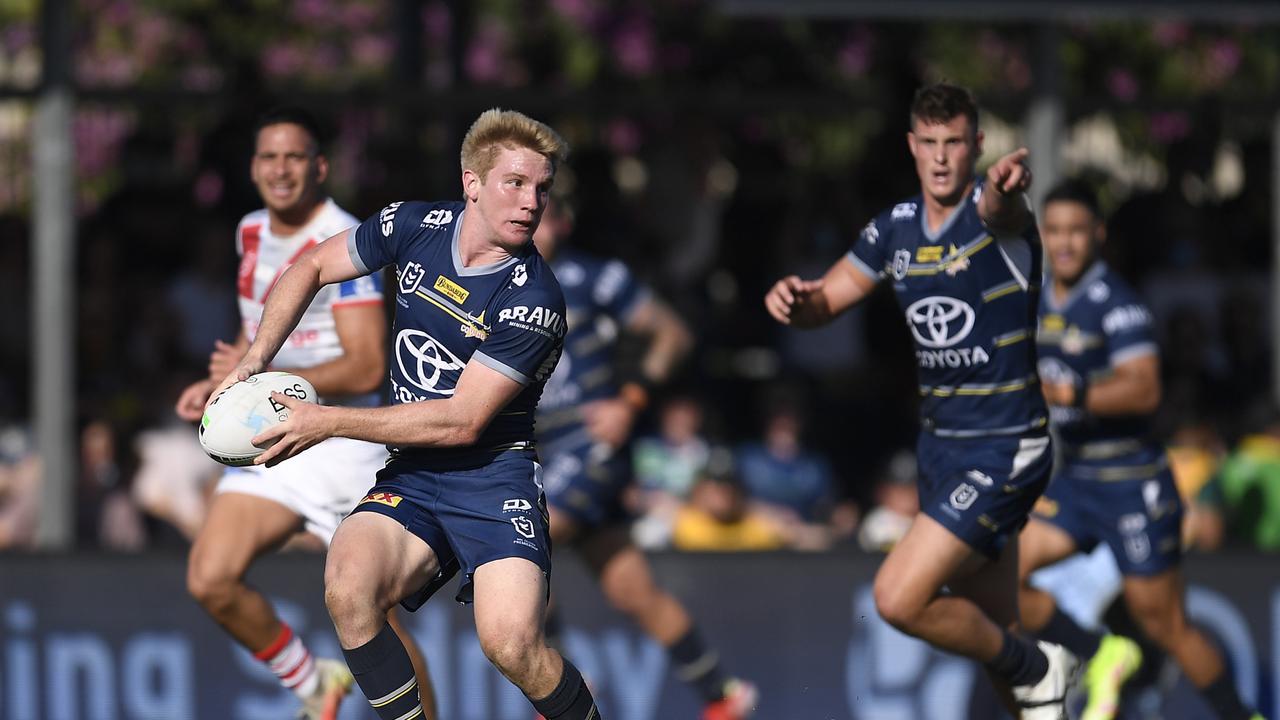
[918,432,1054,560]
[541,439,631,529]
[350,452,551,608]
[1033,456,1183,576]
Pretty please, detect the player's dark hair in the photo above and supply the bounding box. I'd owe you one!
[253,106,327,154]
[910,83,979,132]
[1043,178,1102,219]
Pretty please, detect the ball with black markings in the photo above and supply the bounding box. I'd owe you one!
[199,371,317,466]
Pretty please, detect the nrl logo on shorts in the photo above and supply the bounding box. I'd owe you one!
[511,517,536,539]
[949,483,978,511]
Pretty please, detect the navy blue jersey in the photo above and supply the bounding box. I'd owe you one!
[536,250,648,451]
[349,200,566,468]
[847,180,1048,437]
[1037,261,1159,452]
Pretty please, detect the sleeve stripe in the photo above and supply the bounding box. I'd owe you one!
[347,229,373,275]
[844,251,881,280]
[1111,343,1158,367]
[473,351,532,386]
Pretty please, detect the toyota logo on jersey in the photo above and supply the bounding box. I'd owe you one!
[395,329,466,396]
[905,296,976,348]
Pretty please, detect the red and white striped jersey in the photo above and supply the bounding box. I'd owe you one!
[235,198,384,405]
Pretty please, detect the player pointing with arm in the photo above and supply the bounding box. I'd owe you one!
[210,109,602,720]
[766,83,1077,719]
[175,107,434,720]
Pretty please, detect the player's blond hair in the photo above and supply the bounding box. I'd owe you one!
[460,109,569,182]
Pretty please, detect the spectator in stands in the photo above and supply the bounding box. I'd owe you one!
[857,450,919,553]
[734,393,834,523]
[78,420,147,551]
[131,422,223,541]
[633,393,713,504]
[0,423,40,549]
[1166,417,1228,550]
[1191,405,1280,551]
[672,450,786,552]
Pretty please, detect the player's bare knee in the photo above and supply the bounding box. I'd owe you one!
[323,563,373,629]
[478,622,540,679]
[186,558,237,611]
[873,577,921,633]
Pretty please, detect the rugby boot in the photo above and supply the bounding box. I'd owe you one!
[1012,641,1082,720]
[702,678,759,720]
[1080,634,1143,720]
[298,658,355,720]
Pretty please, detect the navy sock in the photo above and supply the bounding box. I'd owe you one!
[1201,671,1253,720]
[342,623,422,720]
[668,628,729,702]
[1038,607,1102,660]
[986,631,1049,687]
[529,658,600,720]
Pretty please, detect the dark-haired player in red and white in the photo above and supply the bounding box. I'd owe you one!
[175,107,435,720]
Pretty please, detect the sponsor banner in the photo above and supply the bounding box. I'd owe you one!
[0,553,1273,719]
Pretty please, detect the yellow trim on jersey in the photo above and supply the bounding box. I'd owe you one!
[905,235,994,276]
[994,330,1030,348]
[982,283,1022,303]
[414,289,488,334]
[921,376,1035,398]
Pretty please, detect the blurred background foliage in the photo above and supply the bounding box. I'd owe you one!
[0,1,1276,215]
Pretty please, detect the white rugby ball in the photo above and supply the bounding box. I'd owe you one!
[199,372,317,466]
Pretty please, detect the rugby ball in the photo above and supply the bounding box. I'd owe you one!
[199,372,317,466]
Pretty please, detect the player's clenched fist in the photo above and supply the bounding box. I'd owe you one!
[764,275,825,325]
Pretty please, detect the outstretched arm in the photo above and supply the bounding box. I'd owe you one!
[764,255,877,328]
[978,147,1035,235]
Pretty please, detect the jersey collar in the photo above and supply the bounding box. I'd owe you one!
[450,210,527,277]
[1047,259,1108,313]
